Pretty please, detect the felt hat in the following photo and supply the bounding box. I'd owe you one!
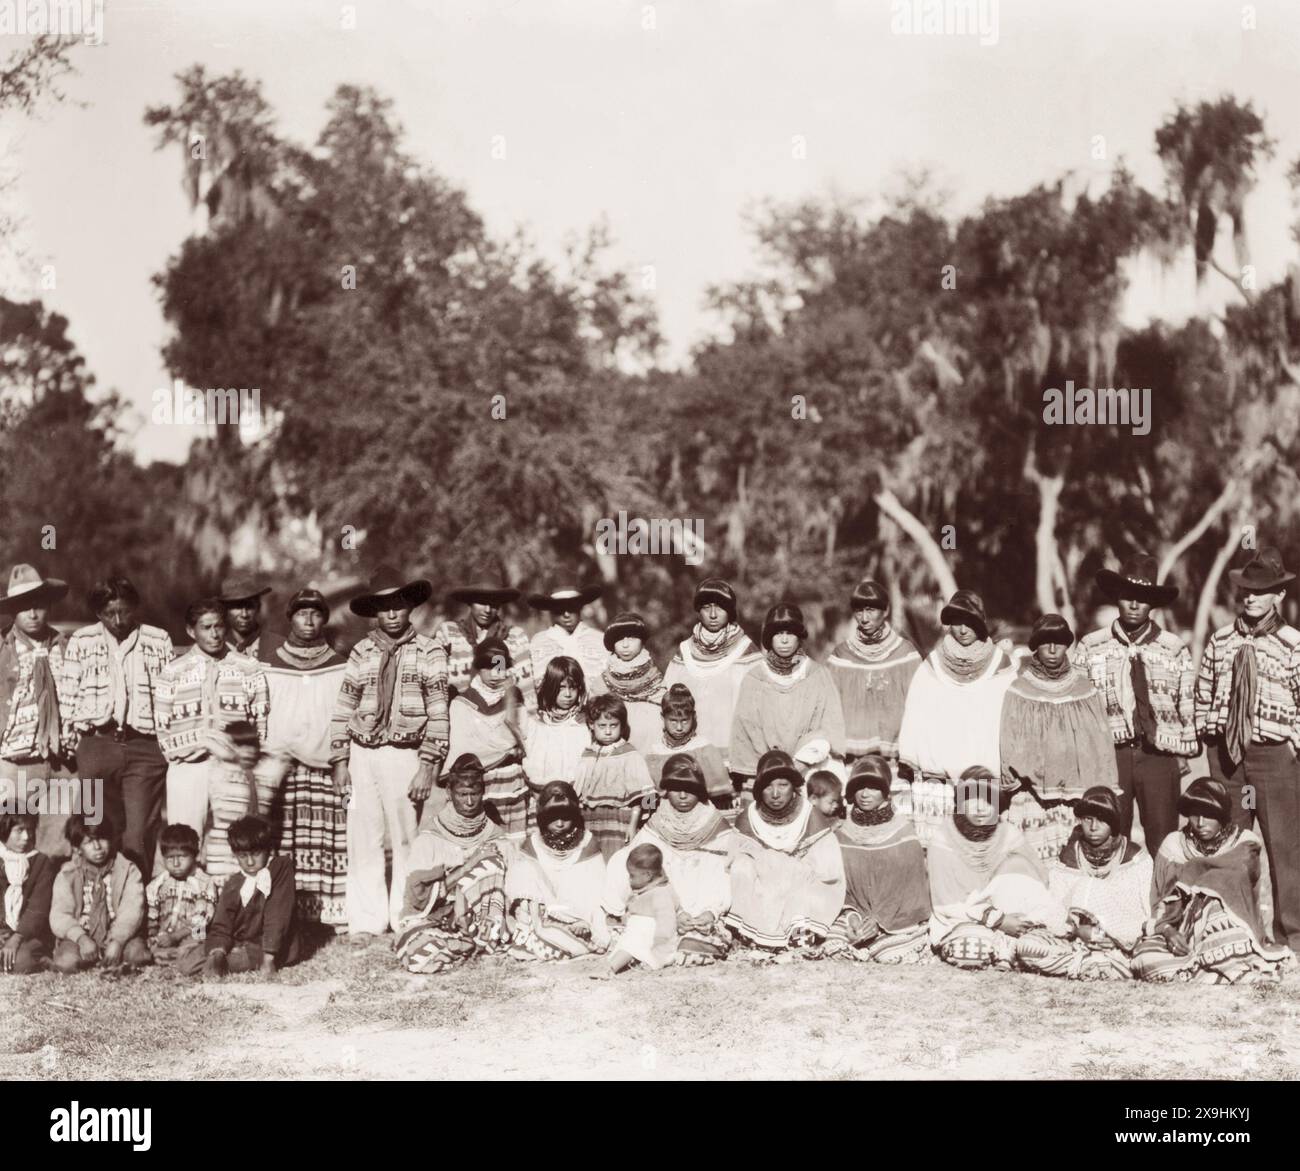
[217,574,272,605]
[849,578,889,610]
[470,636,512,672]
[939,589,989,640]
[693,577,738,619]
[1028,613,1074,651]
[1228,546,1296,592]
[845,755,892,803]
[285,588,329,620]
[446,580,521,607]
[1095,553,1178,607]
[659,753,710,801]
[525,584,603,611]
[760,603,808,650]
[1177,777,1232,824]
[603,611,649,652]
[0,564,68,613]
[1074,786,1122,834]
[348,565,433,618]
[752,749,804,801]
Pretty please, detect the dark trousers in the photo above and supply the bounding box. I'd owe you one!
[1114,742,1181,857]
[75,732,168,881]
[1208,738,1300,950]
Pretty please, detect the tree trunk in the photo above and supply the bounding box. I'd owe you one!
[873,487,958,600]
[1033,471,1065,616]
[1158,477,1240,585]
[1192,501,1248,661]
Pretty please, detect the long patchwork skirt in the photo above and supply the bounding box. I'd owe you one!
[207,763,283,881]
[281,760,348,927]
[394,853,510,974]
[1131,894,1291,984]
[933,921,1018,970]
[581,798,641,862]
[822,908,930,963]
[507,900,604,961]
[1015,933,1132,980]
[1004,789,1077,863]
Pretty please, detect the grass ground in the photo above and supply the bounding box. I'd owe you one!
[2,932,1298,1080]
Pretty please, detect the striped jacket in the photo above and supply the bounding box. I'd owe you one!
[328,633,450,763]
[1195,622,1300,748]
[58,622,175,740]
[155,648,270,761]
[0,628,71,761]
[433,619,536,712]
[1071,624,1198,756]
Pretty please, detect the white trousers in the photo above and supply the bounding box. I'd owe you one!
[346,743,419,934]
[166,759,212,839]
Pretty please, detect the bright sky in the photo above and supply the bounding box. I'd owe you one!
[6,0,1300,463]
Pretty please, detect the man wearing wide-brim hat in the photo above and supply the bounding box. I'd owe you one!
[1194,544,1300,950]
[0,565,73,857]
[1073,553,1197,857]
[328,565,449,939]
[217,574,272,658]
[433,578,535,712]
[526,584,607,697]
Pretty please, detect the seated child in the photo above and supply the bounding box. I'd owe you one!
[146,823,219,966]
[573,695,656,861]
[807,771,844,820]
[603,843,680,975]
[0,812,57,974]
[643,684,733,808]
[206,719,285,880]
[49,814,150,972]
[183,815,299,977]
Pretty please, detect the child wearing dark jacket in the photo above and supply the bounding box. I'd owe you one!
[0,812,56,974]
[180,815,299,977]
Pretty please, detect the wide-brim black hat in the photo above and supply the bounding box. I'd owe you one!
[1227,545,1296,592]
[217,574,272,605]
[0,564,68,613]
[1096,553,1178,607]
[526,584,603,611]
[349,565,434,618]
[447,581,521,607]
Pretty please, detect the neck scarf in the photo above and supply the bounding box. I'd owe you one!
[457,613,504,650]
[105,624,139,727]
[76,855,114,940]
[0,628,60,758]
[764,649,804,677]
[846,623,898,663]
[0,844,33,930]
[1184,822,1238,857]
[1112,619,1160,749]
[647,801,725,851]
[239,865,273,907]
[603,649,665,702]
[540,818,583,853]
[1079,833,1125,872]
[470,675,508,706]
[229,629,259,654]
[938,632,995,682]
[1226,611,1282,765]
[850,801,894,827]
[370,625,418,732]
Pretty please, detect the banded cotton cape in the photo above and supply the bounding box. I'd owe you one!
[523,708,590,791]
[825,628,921,759]
[728,657,847,780]
[827,808,931,962]
[643,733,732,804]
[662,625,762,754]
[258,637,349,924]
[724,797,845,950]
[505,828,609,960]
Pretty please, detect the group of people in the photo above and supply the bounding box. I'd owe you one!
[0,544,1296,984]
